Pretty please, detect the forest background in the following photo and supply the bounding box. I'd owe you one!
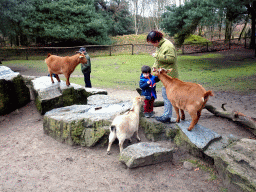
[0,0,256,48]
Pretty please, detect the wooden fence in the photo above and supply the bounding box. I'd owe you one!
[0,37,252,61]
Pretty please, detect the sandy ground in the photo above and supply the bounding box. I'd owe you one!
[1,49,256,191]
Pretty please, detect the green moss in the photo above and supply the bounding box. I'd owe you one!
[62,88,76,106]
[80,127,107,147]
[12,75,30,106]
[71,120,84,145]
[166,128,178,139]
[35,97,42,113]
[140,118,164,134]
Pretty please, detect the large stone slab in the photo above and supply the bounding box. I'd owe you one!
[43,102,132,147]
[87,95,124,105]
[119,142,173,168]
[31,76,107,114]
[0,66,30,115]
[177,120,221,150]
[214,138,256,192]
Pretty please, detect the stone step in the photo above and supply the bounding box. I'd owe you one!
[119,142,173,168]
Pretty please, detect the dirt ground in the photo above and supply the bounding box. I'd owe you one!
[1,49,256,191]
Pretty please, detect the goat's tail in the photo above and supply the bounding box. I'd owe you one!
[203,90,214,103]
[47,53,51,58]
[110,125,116,133]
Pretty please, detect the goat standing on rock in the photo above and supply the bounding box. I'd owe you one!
[45,52,87,86]
[155,68,214,131]
[107,96,145,154]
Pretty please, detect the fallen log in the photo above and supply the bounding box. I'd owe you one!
[204,103,256,136]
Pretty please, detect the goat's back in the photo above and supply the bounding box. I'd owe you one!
[45,55,68,65]
[167,79,211,110]
[112,113,139,136]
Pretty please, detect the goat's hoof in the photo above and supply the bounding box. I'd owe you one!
[107,151,111,155]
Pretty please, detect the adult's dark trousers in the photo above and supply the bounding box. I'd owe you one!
[83,72,92,88]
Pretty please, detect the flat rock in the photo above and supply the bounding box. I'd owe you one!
[87,95,124,105]
[31,76,107,114]
[0,66,30,115]
[214,138,256,192]
[119,142,173,168]
[43,102,132,147]
[204,134,239,157]
[0,66,20,80]
[177,120,221,150]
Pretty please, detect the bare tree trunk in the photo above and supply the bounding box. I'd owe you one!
[250,3,255,50]
[239,15,249,40]
[225,19,232,43]
[132,0,139,35]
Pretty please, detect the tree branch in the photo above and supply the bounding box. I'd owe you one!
[204,103,256,136]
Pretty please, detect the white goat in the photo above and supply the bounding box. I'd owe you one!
[107,96,145,154]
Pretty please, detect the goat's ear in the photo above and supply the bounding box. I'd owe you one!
[167,68,173,73]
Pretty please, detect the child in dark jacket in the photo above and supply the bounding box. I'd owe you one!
[139,65,160,118]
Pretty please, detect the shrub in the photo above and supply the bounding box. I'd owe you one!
[183,34,212,45]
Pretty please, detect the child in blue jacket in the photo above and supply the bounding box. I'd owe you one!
[139,65,160,118]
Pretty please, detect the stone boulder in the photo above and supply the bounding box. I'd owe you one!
[173,120,222,163]
[119,142,173,168]
[214,138,256,192]
[43,101,132,147]
[30,76,107,114]
[0,66,30,115]
[140,117,178,141]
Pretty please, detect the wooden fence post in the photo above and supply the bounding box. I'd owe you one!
[26,48,28,60]
[109,46,112,56]
[182,45,184,54]
[206,42,208,52]
[132,44,134,55]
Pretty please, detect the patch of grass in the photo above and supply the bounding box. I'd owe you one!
[178,54,256,92]
[2,53,255,93]
[69,54,158,90]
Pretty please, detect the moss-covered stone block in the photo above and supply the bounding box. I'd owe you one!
[139,117,177,141]
[43,102,132,147]
[31,76,95,114]
[213,139,256,192]
[0,74,30,115]
[174,128,213,163]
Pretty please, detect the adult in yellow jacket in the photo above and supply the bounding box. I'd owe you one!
[147,30,179,123]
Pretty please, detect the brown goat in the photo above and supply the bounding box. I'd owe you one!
[155,68,214,131]
[45,53,87,86]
